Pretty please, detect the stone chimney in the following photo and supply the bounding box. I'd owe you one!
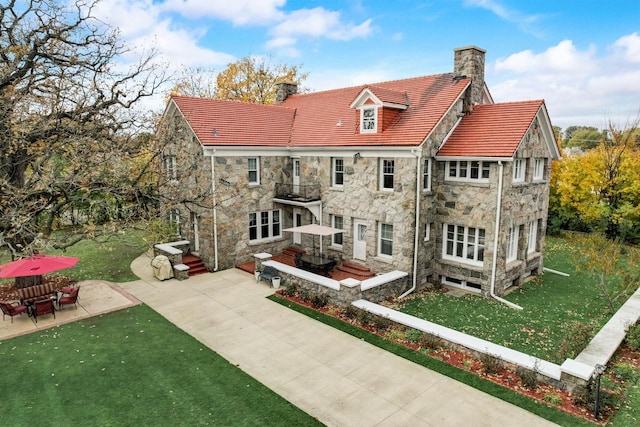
[275,81,298,103]
[453,46,486,109]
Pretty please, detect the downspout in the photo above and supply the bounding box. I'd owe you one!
[210,152,219,271]
[399,149,422,299]
[490,161,522,310]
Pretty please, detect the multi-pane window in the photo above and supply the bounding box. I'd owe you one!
[165,155,177,180]
[447,161,490,182]
[507,226,519,262]
[248,157,260,185]
[443,224,485,265]
[379,223,393,257]
[513,159,526,183]
[381,159,395,190]
[533,158,545,181]
[361,107,377,133]
[248,210,281,241]
[332,158,344,187]
[423,158,431,191]
[331,215,343,246]
[169,209,181,236]
[528,220,538,253]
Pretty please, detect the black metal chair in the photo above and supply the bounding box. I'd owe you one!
[259,266,279,285]
[294,253,304,268]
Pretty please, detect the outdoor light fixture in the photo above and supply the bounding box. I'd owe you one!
[354,152,361,163]
[594,363,606,420]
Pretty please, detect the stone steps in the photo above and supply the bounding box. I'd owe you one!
[182,254,208,276]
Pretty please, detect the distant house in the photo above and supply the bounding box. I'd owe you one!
[157,46,560,297]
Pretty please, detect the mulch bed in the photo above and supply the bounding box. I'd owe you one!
[276,291,640,425]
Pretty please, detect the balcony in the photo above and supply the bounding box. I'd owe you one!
[274,183,321,203]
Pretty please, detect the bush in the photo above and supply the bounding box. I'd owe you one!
[517,367,539,389]
[405,328,422,343]
[299,288,311,302]
[418,332,442,350]
[384,328,406,342]
[343,305,358,319]
[372,315,392,332]
[479,352,503,374]
[356,310,372,326]
[311,294,328,309]
[543,393,563,406]
[625,322,640,350]
[613,362,637,382]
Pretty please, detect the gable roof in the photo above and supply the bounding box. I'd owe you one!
[168,74,472,148]
[170,96,295,146]
[437,100,555,158]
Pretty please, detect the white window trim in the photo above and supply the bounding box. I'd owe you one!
[248,157,260,185]
[331,215,344,248]
[507,226,519,262]
[169,209,181,237]
[533,158,544,181]
[446,160,490,183]
[424,223,431,241]
[248,209,281,242]
[528,220,538,253]
[442,224,485,267]
[360,106,378,134]
[166,155,177,180]
[423,158,431,191]
[380,159,395,191]
[378,222,393,258]
[332,158,344,188]
[513,159,526,183]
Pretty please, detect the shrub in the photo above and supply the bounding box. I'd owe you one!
[311,294,328,309]
[517,367,538,390]
[418,332,442,350]
[543,393,563,405]
[372,315,392,332]
[384,328,406,342]
[405,328,422,343]
[573,377,618,410]
[625,322,640,350]
[356,310,372,326]
[343,305,358,319]
[557,321,594,359]
[282,283,298,297]
[479,352,503,374]
[299,288,311,302]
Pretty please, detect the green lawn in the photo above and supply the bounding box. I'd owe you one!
[0,305,322,426]
[399,236,638,364]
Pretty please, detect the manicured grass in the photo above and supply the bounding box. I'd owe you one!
[0,305,322,426]
[398,236,639,363]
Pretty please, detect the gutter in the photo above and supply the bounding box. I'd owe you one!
[490,161,522,310]
[399,149,422,299]
[209,151,219,271]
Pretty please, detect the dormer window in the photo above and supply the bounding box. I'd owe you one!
[361,106,377,133]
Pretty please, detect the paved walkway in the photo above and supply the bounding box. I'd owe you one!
[116,254,557,427]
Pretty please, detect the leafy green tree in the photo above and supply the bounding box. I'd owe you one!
[0,0,167,258]
[566,127,605,149]
[215,56,308,104]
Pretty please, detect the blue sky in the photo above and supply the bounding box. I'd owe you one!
[95,0,640,130]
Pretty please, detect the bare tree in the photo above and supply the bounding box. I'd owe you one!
[0,0,168,258]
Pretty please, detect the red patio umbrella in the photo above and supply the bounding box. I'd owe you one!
[0,254,80,278]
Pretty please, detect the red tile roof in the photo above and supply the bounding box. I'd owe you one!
[170,73,471,148]
[437,100,545,158]
[171,96,295,146]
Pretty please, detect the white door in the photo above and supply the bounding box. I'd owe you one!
[353,220,367,260]
[292,158,300,194]
[293,208,302,245]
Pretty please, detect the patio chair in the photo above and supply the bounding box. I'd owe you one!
[259,266,279,285]
[294,253,304,268]
[0,301,29,323]
[58,287,79,310]
[32,299,56,323]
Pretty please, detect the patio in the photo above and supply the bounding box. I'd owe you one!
[0,280,140,340]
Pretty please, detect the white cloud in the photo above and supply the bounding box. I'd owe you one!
[489,38,640,129]
[268,7,372,55]
[161,0,286,25]
[464,0,544,36]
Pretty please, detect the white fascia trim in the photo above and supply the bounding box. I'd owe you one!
[350,88,381,108]
[382,102,408,110]
[537,106,561,160]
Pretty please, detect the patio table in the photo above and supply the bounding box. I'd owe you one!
[300,255,335,276]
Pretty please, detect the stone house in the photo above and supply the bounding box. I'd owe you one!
[157,46,560,298]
